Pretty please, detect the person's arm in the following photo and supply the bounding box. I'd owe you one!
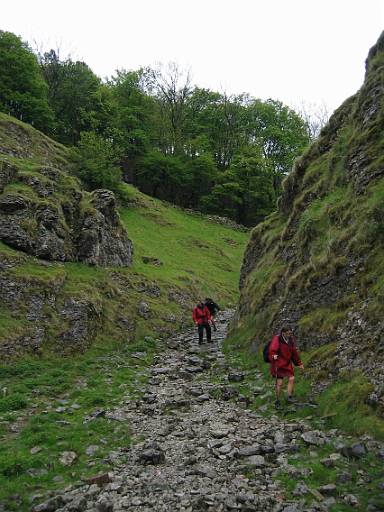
[192,309,198,324]
[205,306,212,322]
[269,335,280,362]
[291,338,303,368]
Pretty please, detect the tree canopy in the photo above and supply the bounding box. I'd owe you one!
[0,31,54,131]
[0,32,312,226]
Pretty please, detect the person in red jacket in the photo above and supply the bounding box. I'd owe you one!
[269,326,304,409]
[193,301,212,344]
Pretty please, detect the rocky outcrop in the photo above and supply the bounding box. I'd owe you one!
[77,190,133,267]
[233,32,384,406]
[0,118,133,267]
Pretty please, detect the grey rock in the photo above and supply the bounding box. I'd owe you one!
[193,464,217,479]
[247,455,265,467]
[138,448,165,465]
[343,494,359,507]
[32,497,64,512]
[137,301,151,319]
[77,189,133,267]
[228,371,245,382]
[319,484,337,495]
[95,498,114,512]
[292,481,309,496]
[350,442,367,458]
[65,497,87,511]
[59,451,77,466]
[85,445,100,456]
[337,471,353,484]
[30,446,42,455]
[238,445,261,457]
[301,431,325,446]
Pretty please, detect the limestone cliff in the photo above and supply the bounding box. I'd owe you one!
[232,32,384,408]
[0,114,133,266]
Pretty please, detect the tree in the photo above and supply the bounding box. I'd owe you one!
[245,99,310,193]
[201,147,275,226]
[146,63,192,155]
[136,149,186,199]
[72,131,122,191]
[107,69,155,182]
[40,52,104,144]
[0,31,54,131]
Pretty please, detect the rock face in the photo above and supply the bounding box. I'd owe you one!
[77,190,133,267]
[0,118,132,267]
[232,32,384,406]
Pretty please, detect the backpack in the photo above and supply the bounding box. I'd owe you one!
[263,337,280,363]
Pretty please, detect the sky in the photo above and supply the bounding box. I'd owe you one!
[2,0,384,115]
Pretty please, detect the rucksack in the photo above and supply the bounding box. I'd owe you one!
[263,341,272,363]
[263,337,280,363]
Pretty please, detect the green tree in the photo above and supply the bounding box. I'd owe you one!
[40,52,104,144]
[202,148,275,226]
[245,99,310,192]
[137,149,186,199]
[72,131,122,191]
[107,69,155,182]
[146,63,192,156]
[0,31,54,131]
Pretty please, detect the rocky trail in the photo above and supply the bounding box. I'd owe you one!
[32,312,384,512]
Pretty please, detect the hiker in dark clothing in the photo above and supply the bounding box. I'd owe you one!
[268,326,303,409]
[204,298,220,332]
[193,301,212,344]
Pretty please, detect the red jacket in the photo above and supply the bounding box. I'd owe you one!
[269,334,302,377]
[193,305,211,325]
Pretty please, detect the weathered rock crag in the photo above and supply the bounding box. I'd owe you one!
[233,32,384,405]
[0,117,132,267]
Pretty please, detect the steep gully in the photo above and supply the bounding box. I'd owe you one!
[32,312,384,512]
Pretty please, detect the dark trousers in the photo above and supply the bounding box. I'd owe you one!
[198,323,211,343]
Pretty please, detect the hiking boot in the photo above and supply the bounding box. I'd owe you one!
[286,395,296,404]
[274,399,281,410]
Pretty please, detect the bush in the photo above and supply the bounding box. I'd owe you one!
[72,131,122,191]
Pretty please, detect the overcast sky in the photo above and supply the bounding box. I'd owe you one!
[2,0,383,114]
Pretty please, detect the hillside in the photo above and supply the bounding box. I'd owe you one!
[229,33,384,418]
[0,113,249,510]
[0,112,248,360]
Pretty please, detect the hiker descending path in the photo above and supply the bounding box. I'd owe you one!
[32,312,383,512]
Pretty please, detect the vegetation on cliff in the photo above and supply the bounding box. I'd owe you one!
[229,32,384,424]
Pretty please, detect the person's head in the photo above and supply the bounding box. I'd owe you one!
[205,298,212,303]
[280,325,293,337]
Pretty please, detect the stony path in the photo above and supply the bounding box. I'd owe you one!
[32,312,383,512]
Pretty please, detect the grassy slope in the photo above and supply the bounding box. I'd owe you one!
[0,114,249,510]
[119,186,245,302]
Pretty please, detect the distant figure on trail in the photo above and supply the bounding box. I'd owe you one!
[268,326,304,409]
[204,298,221,332]
[193,300,212,344]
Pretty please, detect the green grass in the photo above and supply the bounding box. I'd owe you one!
[0,310,29,339]
[119,185,248,304]
[0,336,156,511]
